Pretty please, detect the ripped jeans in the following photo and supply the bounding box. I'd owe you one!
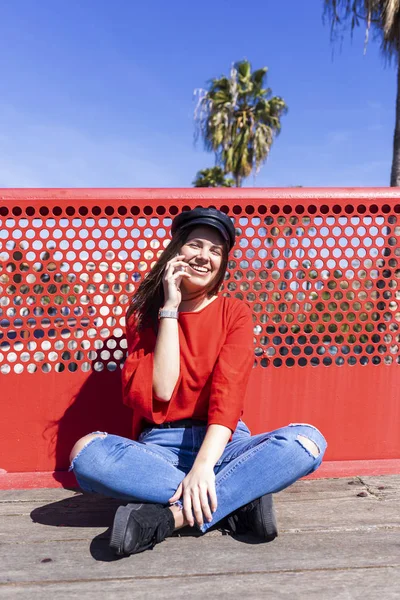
[70,421,326,533]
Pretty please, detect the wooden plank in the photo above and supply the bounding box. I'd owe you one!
[0,496,399,543]
[281,474,400,499]
[1,568,400,600]
[0,476,399,598]
[0,531,399,587]
[1,475,399,506]
[0,476,399,545]
[0,488,79,503]
[0,495,122,519]
[360,475,400,500]
[278,495,400,532]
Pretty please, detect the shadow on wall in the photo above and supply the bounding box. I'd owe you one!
[45,339,133,480]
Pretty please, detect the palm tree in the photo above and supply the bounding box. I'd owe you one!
[192,167,235,187]
[194,60,287,187]
[323,1,400,186]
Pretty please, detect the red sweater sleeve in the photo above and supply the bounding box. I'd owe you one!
[207,302,254,431]
[121,317,182,423]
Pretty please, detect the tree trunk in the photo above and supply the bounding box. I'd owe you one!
[390,59,400,186]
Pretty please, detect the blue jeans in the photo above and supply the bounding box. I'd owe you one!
[70,421,326,533]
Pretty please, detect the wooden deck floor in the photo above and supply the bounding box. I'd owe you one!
[0,475,399,599]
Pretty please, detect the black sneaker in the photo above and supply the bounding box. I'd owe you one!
[109,503,175,556]
[226,494,278,541]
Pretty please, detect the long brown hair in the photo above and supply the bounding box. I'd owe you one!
[126,226,229,331]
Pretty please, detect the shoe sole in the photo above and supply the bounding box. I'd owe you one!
[109,503,143,555]
[259,494,278,541]
[226,494,278,541]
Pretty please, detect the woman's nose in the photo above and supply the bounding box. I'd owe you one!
[198,247,209,260]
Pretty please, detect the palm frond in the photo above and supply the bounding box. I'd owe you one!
[192,166,234,188]
[194,60,287,185]
[324,0,400,59]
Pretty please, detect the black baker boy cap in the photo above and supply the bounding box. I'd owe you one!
[171,207,235,251]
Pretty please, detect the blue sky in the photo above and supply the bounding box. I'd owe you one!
[0,0,396,188]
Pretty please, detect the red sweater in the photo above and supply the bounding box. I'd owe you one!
[122,295,254,440]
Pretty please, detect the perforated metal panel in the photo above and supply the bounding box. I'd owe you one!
[1,199,399,375]
[1,189,400,472]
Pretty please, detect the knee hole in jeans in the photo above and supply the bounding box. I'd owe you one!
[296,435,320,458]
[69,433,107,464]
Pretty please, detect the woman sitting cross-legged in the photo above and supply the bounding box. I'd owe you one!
[69,207,327,556]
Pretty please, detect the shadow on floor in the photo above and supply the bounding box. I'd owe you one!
[30,493,272,562]
[29,493,232,561]
[30,493,123,528]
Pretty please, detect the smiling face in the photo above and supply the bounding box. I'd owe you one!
[179,226,225,295]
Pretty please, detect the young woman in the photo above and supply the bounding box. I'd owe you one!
[69,207,326,556]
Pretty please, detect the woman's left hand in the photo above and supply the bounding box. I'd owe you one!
[169,462,217,527]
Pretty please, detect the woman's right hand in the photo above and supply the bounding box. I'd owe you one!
[162,254,191,309]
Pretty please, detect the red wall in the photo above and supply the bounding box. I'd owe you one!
[1,188,399,473]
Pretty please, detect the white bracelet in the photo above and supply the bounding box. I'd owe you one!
[158,308,179,319]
